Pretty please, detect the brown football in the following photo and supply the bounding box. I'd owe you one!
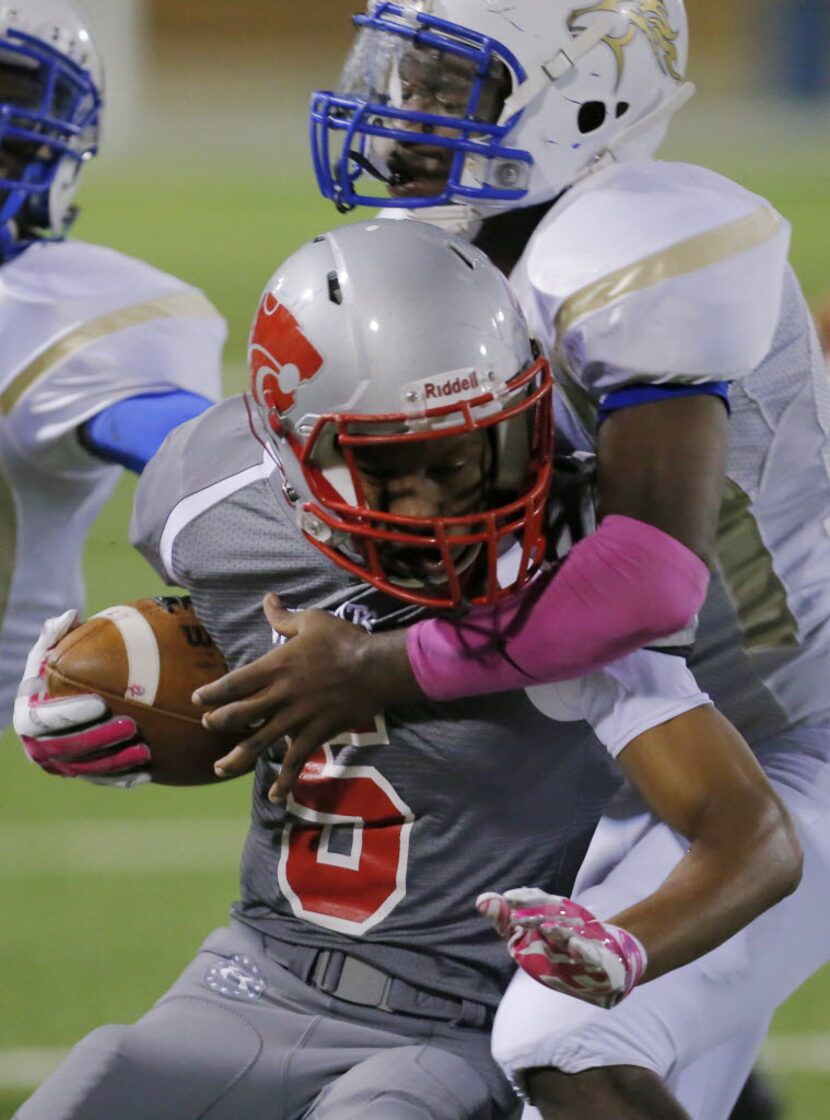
[45,596,238,786]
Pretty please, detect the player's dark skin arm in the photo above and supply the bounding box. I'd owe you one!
[196,396,729,798]
[524,703,803,1120]
[597,393,729,563]
[609,704,802,980]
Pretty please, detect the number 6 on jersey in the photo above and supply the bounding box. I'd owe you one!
[278,718,415,934]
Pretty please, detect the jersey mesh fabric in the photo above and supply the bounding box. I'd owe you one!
[131,397,623,1008]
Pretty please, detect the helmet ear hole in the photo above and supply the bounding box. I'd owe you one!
[577,101,607,135]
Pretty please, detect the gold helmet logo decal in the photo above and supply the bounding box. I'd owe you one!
[568,1,683,89]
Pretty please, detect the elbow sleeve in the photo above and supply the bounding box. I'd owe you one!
[407,515,710,701]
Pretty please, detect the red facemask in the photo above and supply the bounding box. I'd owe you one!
[256,355,554,610]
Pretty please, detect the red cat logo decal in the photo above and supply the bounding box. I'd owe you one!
[250,292,324,415]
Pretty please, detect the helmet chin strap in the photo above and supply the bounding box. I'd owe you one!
[570,79,696,187]
[500,12,620,122]
[610,79,696,153]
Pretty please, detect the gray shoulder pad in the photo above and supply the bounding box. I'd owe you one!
[130,395,263,581]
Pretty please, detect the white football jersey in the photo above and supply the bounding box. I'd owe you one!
[512,159,830,738]
[0,240,226,727]
[527,648,710,760]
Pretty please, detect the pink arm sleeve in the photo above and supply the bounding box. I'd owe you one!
[406,514,710,701]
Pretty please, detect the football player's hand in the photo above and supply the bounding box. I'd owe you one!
[13,611,151,788]
[195,594,422,802]
[477,888,647,1009]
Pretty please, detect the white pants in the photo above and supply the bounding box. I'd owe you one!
[492,727,830,1120]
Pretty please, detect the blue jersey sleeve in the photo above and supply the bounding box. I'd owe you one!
[597,381,731,425]
[80,390,215,474]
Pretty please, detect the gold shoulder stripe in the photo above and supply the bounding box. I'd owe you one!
[0,462,17,639]
[555,205,784,337]
[0,289,220,416]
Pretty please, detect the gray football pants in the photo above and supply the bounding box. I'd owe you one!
[16,922,515,1120]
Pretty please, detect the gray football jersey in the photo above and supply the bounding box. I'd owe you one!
[131,396,622,1008]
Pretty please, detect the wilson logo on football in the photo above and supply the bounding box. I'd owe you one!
[250,293,324,416]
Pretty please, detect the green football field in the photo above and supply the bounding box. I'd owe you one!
[1,151,829,1117]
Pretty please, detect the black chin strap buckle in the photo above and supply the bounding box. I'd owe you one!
[347,149,394,185]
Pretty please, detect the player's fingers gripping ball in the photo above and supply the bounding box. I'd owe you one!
[13,610,151,788]
[477,888,647,1008]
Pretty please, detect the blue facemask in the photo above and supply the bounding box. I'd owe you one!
[310,2,530,214]
[0,24,102,260]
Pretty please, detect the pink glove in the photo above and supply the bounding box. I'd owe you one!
[13,610,151,788]
[477,887,647,1009]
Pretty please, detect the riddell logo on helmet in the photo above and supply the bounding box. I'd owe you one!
[249,293,323,415]
[422,371,480,400]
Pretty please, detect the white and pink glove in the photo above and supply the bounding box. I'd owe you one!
[477,887,647,1009]
[13,611,151,788]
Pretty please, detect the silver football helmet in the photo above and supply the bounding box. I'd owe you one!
[249,218,554,608]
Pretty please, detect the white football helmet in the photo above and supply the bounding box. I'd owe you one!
[311,0,692,220]
[0,1,103,259]
[249,218,554,608]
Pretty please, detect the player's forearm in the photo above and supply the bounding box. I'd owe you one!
[610,790,802,982]
[407,515,709,701]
